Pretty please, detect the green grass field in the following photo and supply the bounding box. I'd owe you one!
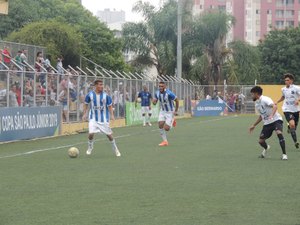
[0,116,300,225]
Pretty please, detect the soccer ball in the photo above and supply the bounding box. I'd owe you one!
[68,147,79,158]
[137,97,142,103]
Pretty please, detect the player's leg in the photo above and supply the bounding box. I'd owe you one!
[292,112,300,148]
[141,107,146,126]
[275,121,287,160]
[87,133,95,155]
[285,112,298,148]
[101,124,121,157]
[147,107,152,126]
[258,125,272,158]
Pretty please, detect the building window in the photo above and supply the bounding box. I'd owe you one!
[200,4,202,9]
[267,9,272,15]
[256,31,261,37]
[276,10,284,18]
[286,21,294,27]
[256,9,260,14]
[286,10,295,18]
[275,20,284,29]
[218,5,226,11]
[256,20,261,25]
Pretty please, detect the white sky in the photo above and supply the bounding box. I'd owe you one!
[82,0,161,22]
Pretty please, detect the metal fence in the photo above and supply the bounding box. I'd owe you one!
[0,67,256,124]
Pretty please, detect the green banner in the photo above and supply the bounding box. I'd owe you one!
[125,102,159,126]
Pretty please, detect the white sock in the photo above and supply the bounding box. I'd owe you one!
[111,139,117,150]
[143,116,146,124]
[88,140,94,149]
[147,115,151,123]
[160,129,167,141]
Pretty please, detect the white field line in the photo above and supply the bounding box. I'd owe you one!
[0,115,239,159]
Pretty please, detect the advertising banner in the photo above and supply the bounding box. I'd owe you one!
[0,106,61,142]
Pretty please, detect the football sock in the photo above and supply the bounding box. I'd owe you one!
[88,140,94,150]
[143,116,146,124]
[111,139,117,149]
[160,129,167,141]
[290,128,297,143]
[277,134,286,154]
[259,140,268,150]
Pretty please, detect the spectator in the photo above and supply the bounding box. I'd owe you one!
[2,46,11,67]
[20,49,27,64]
[9,84,19,107]
[0,49,4,71]
[24,79,33,94]
[44,55,51,70]
[206,94,212,100]
[57,55,64,74]
[15,50,22,66]
[228,92,236,112]
[58,87,68,122]
[238,92,246,113]
[24,89,34,107]
[15,81,21,106]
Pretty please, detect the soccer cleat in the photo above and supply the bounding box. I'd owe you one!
[148,122,152,126]
[143,123,146,127]
[281,154,288,160]
[114,147,121,157]
[172,119,177,127]
[158,140,169,146]
[295,142,299,149]
[86,148,93,155]
[259,145,270,158]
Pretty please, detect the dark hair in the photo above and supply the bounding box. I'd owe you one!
[284,73,295,81]
[250,86,263,95]
[94,80,103,85]
[159,81,165,85]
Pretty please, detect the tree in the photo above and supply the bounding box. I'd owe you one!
[185,11,235,85]
[224,40,261,84]
[6,20,86,67]
[0,0,127,71]
[259,28,300,84]
[122,0,192,75]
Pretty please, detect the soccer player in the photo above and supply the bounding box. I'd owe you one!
[135,85,153,126]
[82,80,121,157]
[275,73,300,149]
[249,86,287,160]
[153,81,179,146]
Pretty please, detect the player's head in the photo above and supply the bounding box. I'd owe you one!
[143,85,148,91]
[94,79,103,92]
[250,86,263,101]
[284,73,295,86]
[158,81,166,93]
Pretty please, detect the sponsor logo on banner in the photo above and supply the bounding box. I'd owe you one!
[193,100,226,117]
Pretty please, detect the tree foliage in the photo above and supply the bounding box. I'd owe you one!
[259,28,300,84]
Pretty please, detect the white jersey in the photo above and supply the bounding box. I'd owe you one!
[282,84,300,113]
[255,95,282,125]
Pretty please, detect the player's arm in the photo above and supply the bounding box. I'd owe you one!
[108,105,115,121]
[268,103,277,120]
[174,98,179,116]
[82,94,90,121]
[275,96,285,105]
[249,116,262,133]
[152,94,158,105]
[82,103,89,121]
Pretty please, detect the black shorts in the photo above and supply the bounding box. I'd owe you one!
[260,120,283,140]
[284,112,299,126]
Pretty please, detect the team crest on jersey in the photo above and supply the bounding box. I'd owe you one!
[292,91,295,94]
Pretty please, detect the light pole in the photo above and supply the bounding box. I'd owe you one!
[177,0,183,79]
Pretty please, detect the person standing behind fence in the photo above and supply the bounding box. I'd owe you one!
[135,85,153,127]
[153,81,179,147]
[57,56,64,74]
[82,79,121,157]
[2,46,11,67]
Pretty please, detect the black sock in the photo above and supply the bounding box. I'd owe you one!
[290,128,298,143]
[259,140,268,149]
[277,134,286,154]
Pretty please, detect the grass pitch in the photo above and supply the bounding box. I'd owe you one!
[0,116,300,225]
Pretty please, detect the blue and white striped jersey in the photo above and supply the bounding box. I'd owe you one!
[154,89,177,112]
[85,91,112,123]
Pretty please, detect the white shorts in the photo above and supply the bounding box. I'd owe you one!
[89,120,112,135]
[141,106,152,115]
[158,111,174,127]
